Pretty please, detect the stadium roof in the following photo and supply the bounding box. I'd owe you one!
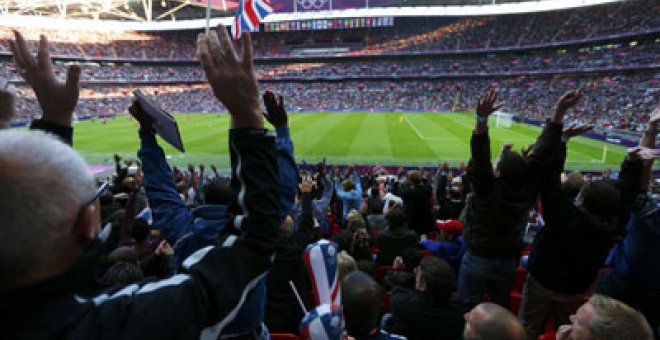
[0,0,626,29]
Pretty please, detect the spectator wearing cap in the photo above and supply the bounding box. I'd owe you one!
[421,220,465,273]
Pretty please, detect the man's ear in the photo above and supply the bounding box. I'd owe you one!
[73,204,99,246]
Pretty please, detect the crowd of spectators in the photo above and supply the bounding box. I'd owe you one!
[2,39,653,82]
[2,25,660,340]
[0,0,656,59]
[9,73,658,135]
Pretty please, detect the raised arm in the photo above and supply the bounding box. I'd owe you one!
[85,27,281,339]
[264,90,297,221]
[467,89,501,196]
[10,31,80,145]
[639,105,659,191]
[130,101,194,247]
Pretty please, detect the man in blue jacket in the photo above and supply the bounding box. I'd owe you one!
[133,88,297,337]
[335,171,363,219]
[597,105,660,338]
[2,26,285,340]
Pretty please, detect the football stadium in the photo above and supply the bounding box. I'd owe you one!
[1,0,660,339]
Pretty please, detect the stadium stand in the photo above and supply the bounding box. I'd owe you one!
[1,0,659,339]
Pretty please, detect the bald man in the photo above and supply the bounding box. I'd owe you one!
[342,271,405,340]
[463,303,526,340]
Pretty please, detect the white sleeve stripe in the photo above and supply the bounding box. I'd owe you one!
[182,246,215,270]
[74,274,191,306]
[199,271,268,340]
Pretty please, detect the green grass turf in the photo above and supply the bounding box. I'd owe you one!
[72,112,636,171]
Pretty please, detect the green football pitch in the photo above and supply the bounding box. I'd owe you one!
[72,112,633,171]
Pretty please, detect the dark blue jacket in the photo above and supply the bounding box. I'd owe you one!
[609,192,660,292]
[138,126,296,337]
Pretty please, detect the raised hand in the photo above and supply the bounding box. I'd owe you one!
[627,146,660,161]
[476,88,502,118]
[553,89,583,124]
[262,90,287,128]
[521,144,534,159]
[563,123,594,140]
[10,31,81,127]
[0,78,15,129]
[299,177,313,193]
[197,25,261,129]
[649,104,660,129]
[128,101,153,131]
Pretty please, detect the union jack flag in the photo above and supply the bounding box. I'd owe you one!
[300,304,344,340]
[230,0,273,40]
[303,240,341,307]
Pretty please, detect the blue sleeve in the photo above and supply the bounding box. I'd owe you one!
[314,175,334,217]
[353,174,363,197]
[335,178,349,199]
[137,130,193,245]
[276,126,297,222]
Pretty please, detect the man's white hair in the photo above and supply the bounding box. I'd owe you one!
[0,130,94,280]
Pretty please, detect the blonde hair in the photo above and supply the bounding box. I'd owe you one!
[588,295,653,340]
[337,250,357,282]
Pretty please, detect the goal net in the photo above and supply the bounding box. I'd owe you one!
[494,111,514,128]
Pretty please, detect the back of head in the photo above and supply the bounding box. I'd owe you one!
[587,295,653,340]
[101,261,144,286]
[465,303,525,340]
[337,250,358,282]
[418,257,454,302]
[347,214,366,232]
[562,171,585,199]
[342,271,381,330]
[401,247,422,273]
[386,209,406,231]
[342,178,355,191]
[204,177,234,205]
[496,150,526,186]
[131,218,150,244]
[0,131,94,287]
[580,181,621,222]
[107,246,139,265]
[408,171,422,185]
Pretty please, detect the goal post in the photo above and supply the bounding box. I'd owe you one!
[494,111,514,128]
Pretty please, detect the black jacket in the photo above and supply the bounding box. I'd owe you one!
[527,140,640,294]
[1,129,281,340]
[390,288,467,340]
[375,228,418,267]
[463,124,558,259]
[400,184,435,235]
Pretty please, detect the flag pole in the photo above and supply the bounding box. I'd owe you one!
[205,0,212,34]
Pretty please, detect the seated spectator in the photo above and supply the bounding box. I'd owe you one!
[389,257,467,340]
[337,250,358,281]
[101,261,144,286]
[365,186,388,237]
[555,295,653,340]
[463,302,525,340]
[383,248,422,291]
[376,209,418,267]
[343,271,405,340]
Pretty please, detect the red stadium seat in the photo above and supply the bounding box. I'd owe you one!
[537,331,557,340]
[376,266,393,284]
[510,291,522,315]
[270,333,302,340]
[381,291,392,314]
[513,266,527,293]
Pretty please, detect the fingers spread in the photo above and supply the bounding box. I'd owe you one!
[197,35,216,76]
[13,31,36,70]
[216,25,237,63]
